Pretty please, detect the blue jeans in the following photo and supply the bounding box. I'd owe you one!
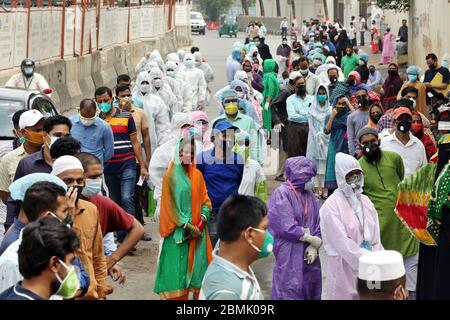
[105,166,137,242]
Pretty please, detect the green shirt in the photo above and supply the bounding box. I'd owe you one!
[359,151,419,257]
[341,53,360,78]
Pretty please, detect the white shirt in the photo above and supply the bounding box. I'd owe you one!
[238,159,266,196]
[348,26,357,40]
[303,72,320,96]
[5,73,50,94]
[280,20,289,29]
[380,132,428,177]
[0,236,22,293]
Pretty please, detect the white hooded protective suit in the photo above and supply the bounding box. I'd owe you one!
[149,67,179,120]
[133,72,171,153]
[165,60,192,113]
[183,53,207,111]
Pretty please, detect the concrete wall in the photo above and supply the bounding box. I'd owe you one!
[0,26,192,115]
[407,0,450,69]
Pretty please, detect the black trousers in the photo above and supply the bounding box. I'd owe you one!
[287,122,309,158]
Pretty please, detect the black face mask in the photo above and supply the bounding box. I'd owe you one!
[388,70,398,77]
[347,79,356,87]
[329,77,338,84]
[370,114,382,124]
[363,142,382,163]
[397,120,412,133]
[297,85,307,96]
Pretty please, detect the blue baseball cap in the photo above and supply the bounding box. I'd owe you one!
[212,120,239,135]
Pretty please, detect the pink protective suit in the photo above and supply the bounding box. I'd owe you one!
[319,153,383,300]
[268,157,322,300]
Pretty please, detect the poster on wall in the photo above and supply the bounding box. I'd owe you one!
[117,7,128,44]
[130,7,141,40]
[50,7,62,59]
[74,5,83,56]
[13,9,28,67]
[28,8,43,62]
[0,11,15,70]
[140,6,154,38]
[64,7,75,58]
[40,8,52,61]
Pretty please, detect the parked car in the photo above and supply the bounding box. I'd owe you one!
[190,11,206,35]
[0,87,58,152]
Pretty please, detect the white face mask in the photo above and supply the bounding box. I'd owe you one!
[152,79,162,89]
[300,69,309,75]
[48,136,59,149]
[23,67,34,77]
[237,92,245,99]
[82,178,102,197]
[80,118,95,127]
[140,84,151,94]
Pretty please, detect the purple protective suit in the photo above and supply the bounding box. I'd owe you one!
[268,157,322,300]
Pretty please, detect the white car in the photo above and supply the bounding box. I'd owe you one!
[190,11,206,35]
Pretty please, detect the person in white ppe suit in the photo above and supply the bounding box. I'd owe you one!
[148,67,179,120]
[193,51,214,106]
[133,72,171,153]
[149,113,193,218]
[150,49,162,61]
[165,60,192,112]
[6,59,51,95]
[183,53,207,111]
[136,51,152,75]
[214,71,263,107]
[167,52,187,80]
[177,49,187,65]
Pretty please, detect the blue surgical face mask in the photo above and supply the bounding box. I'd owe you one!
[166,70,176,78]
[185,60,194,69]
[99,102,112,114]
[408,74,418,82]
[81,178,102,197]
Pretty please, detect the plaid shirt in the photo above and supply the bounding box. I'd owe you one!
[377,114,393,133]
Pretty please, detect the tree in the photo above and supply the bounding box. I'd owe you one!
[241,0,249,15]
[289,0,296,18]
[199,0,234,21]
[323,0,329,19]
[276,0,281,17]
[368,0,410,12]
[259,0,265,17]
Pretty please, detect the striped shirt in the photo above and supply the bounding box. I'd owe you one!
[103,108,137,174]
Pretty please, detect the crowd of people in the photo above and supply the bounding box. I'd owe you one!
[0,15,450,301]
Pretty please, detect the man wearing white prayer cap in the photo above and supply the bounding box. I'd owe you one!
[357,250,408,300]
[51,155,112,300]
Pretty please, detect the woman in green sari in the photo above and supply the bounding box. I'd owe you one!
[262,59,280,130]
[154,135,213,300]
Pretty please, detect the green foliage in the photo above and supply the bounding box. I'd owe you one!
[369,0,410,12]
[199,0,234,21]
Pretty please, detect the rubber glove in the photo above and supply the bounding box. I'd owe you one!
[304,245,318,264]
[300,229,323,249]
[273,123,284,133]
